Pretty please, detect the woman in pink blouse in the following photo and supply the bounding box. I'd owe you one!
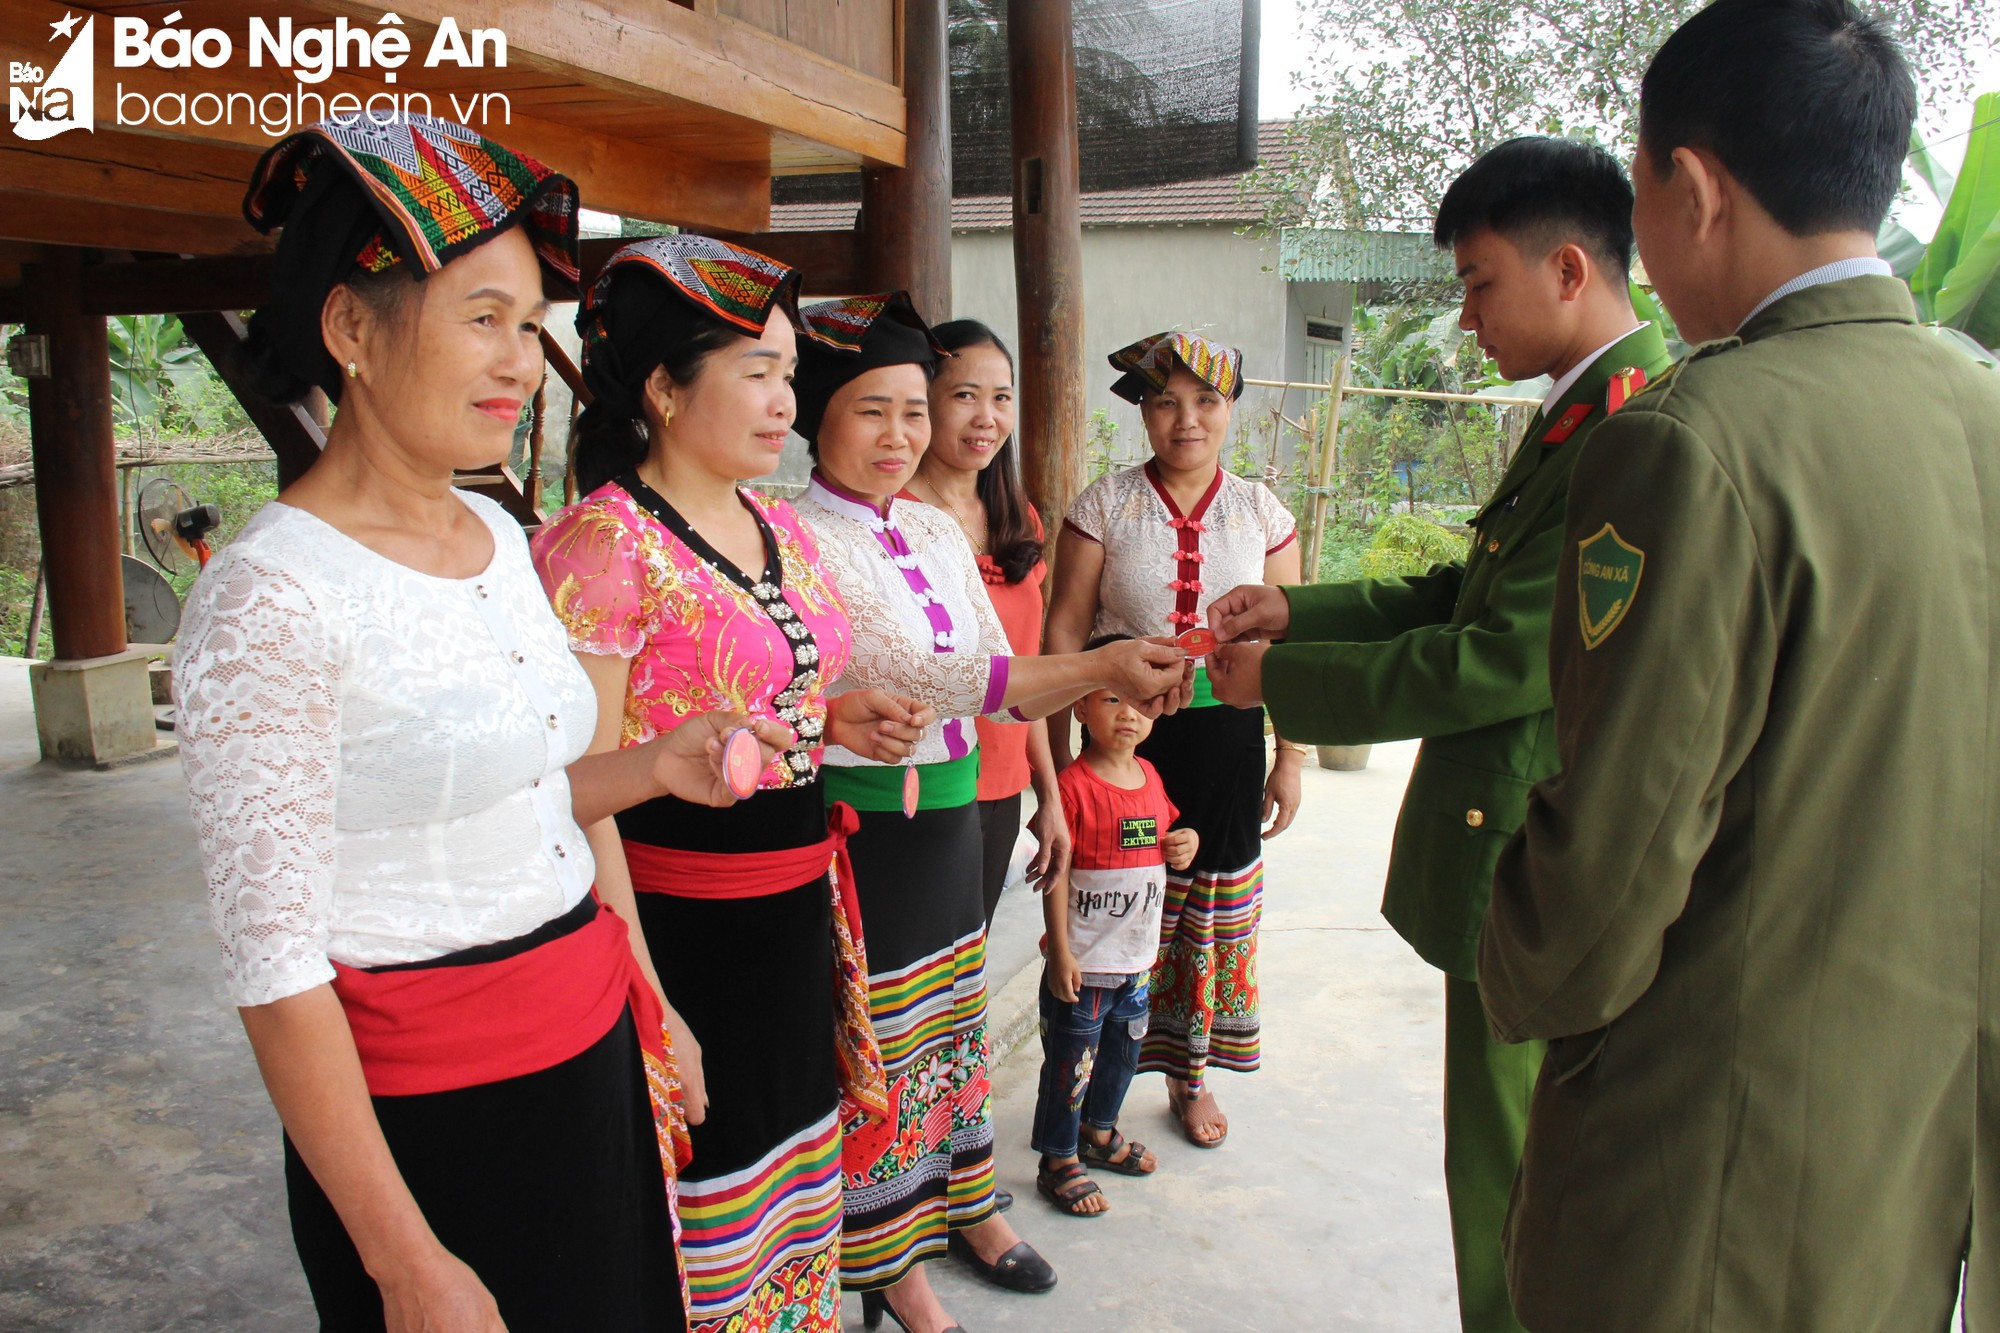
[1045,331,1307,1153]
[532,237,931,1333]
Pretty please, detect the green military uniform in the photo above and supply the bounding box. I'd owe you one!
[1262,322,1672,1333]
[1480,275,2000,1332]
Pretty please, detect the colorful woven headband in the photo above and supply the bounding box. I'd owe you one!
[793,291,950,444]
[577,234,802,420]
[1107,330,1245,403]
[244,113,580,295]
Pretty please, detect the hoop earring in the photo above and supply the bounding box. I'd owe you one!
[345,361,359,379]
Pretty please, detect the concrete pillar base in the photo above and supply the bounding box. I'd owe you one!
[30,650,159,764]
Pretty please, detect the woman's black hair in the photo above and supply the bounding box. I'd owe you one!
[930,318,1043,584]
[231,262,419,407]
[570,305,741,498]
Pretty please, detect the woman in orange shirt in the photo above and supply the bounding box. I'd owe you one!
[903,320,1070,926]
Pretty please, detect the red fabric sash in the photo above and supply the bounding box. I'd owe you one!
[330,902,649,1098]
[620,804,890,1122]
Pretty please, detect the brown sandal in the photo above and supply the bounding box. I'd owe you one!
[1080,1130,1157,1176]
[1036,1157,1107,1217]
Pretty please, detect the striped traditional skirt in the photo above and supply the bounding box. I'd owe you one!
[624,785,847,1333]
[1136,701,1268,1092]
[824,757,998,1292]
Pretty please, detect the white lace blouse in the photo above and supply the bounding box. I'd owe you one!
[793,475,1019,767]
[1065,462,1298,641]
[173,493,599,1007]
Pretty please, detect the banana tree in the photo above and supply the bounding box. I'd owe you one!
[1882,94,1999,366]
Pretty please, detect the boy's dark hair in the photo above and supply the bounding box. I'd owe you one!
[1433,136,1636,279]
[1638,0,1916,236]
[1083,633,1132,652]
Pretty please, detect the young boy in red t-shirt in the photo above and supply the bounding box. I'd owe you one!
[1034,647,1198,1215]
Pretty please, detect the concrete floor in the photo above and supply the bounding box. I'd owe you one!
[0,656,1457,1331]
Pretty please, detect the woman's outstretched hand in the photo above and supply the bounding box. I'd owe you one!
[828,689,939,763]
[647,713,797,807]
[1098,638,1188,717]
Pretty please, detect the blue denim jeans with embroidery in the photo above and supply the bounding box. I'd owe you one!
[1030,972,1150,1159]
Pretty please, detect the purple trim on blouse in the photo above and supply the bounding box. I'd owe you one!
[981,655,1012,717]
[807,471,990,762]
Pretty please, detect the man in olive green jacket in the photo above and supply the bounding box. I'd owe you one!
[1479,2,1996,1329]
[1206,137,1671,1333]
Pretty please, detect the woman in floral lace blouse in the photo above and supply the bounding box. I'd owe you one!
[791,292,1191,1333]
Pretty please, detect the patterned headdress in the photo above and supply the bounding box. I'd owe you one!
[793,292,950,444]
[1107,330,1245,403]
[577,234,803,421]
[240,113,579,402]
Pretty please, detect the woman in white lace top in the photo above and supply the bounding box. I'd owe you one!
[1044,331,1306,1157]
[790,293,1190,1333]
[173,116,788,1333]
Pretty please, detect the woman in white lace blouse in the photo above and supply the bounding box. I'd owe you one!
[173,116,789,1333]
[790,293,1189,1333]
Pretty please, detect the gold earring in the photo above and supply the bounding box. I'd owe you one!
[345,361,359,379]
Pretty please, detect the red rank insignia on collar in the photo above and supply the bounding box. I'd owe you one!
[1540,402,1594,444]
[1606,366,1648,414]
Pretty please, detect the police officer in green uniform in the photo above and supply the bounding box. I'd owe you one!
[1476,2,1999,1329]
[1204,137,1670,1333]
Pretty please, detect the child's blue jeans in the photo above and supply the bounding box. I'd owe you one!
[1030,972,1150,1159]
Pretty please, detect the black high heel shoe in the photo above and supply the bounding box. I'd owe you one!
[860,1287,966,1332]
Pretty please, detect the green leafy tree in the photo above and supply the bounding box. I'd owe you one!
[1360,511,1470,576]
[1257,0,1995,232]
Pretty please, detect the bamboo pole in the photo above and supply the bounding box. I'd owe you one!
[1242,376,1540,408]
[1300,352,1351,583]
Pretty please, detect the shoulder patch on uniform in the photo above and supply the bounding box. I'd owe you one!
[1577,523,1644,650]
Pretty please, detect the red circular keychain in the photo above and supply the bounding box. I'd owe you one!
[722,726,764,800]
[1176,626,1220,659]
[902,764,920,819]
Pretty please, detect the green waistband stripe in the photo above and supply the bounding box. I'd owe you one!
[822,753,980,812]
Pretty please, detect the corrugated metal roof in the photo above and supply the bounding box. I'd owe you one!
[1281,228,1455,283]
[766,122,1293,234]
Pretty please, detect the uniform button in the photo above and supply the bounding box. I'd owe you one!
[1487,540,1500,554]
[1466,809,1485,828]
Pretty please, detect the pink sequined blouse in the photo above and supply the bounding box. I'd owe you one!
[531,480,854,790]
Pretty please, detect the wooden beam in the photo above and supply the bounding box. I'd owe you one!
[860,0,951,319]
[322,0,906,167]
[0,134,258,220]
[23,250,125,659]
[1009,0,1089,544]
[0,193,272,257]
[179,311,328,488]
[1,1,771,233]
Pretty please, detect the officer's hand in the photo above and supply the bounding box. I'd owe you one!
[1209,584,1291,644]
[1206,642,1269,708]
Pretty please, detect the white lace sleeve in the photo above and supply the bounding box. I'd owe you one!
[817,525,995,718]
[958,542,1023,724]
[173,549,344,1008]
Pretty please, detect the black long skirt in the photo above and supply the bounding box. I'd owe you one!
[622,782,845,1333]
[1134,700,1269,1088]
[286,922,680,1333]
